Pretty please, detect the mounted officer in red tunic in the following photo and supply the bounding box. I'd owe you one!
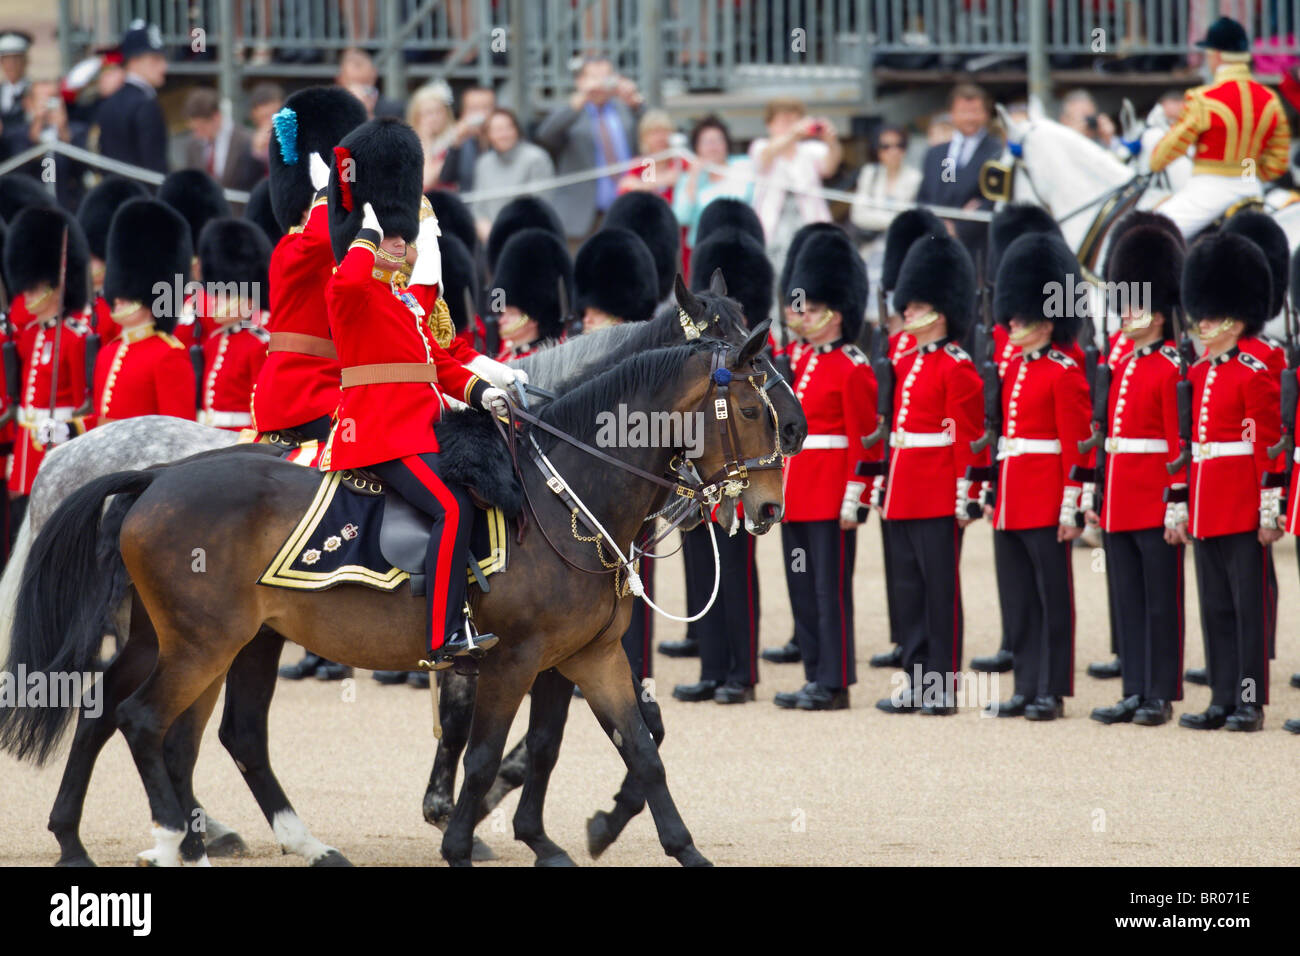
[92,199,197,425]
[321,117,507,667]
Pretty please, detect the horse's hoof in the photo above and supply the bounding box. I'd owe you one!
[422,800,449,829]
[310,849,353,867]
[535,851,577,868]
[55,855,96,868]
[470,836,496,862]
[677,846,713,867]
[586,811,615,859]
[204,830,248,858]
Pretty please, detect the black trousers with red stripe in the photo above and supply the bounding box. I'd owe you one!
[888,516,964,697]
[682,523,761,686]
[1263,543,1278,658]
[1107,528,1184,702]
[620,557,654,681]
[372,453,473,653]
[992,526,1074,699]
[782,519,857,690]
[880,517,902,647]
[1193,531,1270,709]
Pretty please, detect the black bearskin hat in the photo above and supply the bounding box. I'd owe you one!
[1182,232,1272,334]
[158,169,231,251]
[1106,224,1184,328]
[77,176,148,261]
[696,198,764,248]
[787,229,869,341]
[881,207,946,292]
[269,86,368,231]
[3,205,91,313]
[778,222,841,301]
[198,218,272,294]
[103,198,193,330]
[1102,209,1183,278]
[438,232,478,334]
[690,226,774,328]
[243,178,285,246]
[486,195,564,274]
[603,191,680,301]
[0,173,54,224]
[893,234,977,339]
[427,189,479,259]
[1221,210,1289,318]
[327,118,424,263]
[987,202,1063,282]
[493,227,573,340]
[574,227,658,323]
[994,233,1081,344]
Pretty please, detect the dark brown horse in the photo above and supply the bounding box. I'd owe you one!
[10,329,784,866]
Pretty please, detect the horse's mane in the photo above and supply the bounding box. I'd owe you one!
[512,291,747,391]
[535,341,710,449]
[1029,116,1129,178]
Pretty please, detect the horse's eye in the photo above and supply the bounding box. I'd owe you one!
[740,406,760,420]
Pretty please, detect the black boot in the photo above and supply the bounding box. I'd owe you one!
[425,627,499,670]
[372,670,409,684]
[659,638,700,658]
[869,645,903,668]
[971,648,1013,673]
[1132,699,1173,726]
[760,640,801,664]
[672,680,720,702]
[1090,694,1141,725]
[314,659,353,681]
[279,652,325,680]
[1086,657,1122,680]
[1184,667,1209,686]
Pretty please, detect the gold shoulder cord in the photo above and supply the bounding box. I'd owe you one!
[426,296,456,348]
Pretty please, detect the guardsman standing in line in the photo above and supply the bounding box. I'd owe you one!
[195,219,273,431]
[1087,219,1187,726]
[773,230,878,711]
[1173,232,1282,733]
[3,207,95,530]
[984,234,1092,720]
[1149,16,1291,240]
[492,228,574,361]
[92,199,196,424]
[158,169,232,350]
[873,234,986,714]
[76,176,149,345]
[672,228,771,704]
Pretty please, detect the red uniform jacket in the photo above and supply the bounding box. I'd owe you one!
[1105,330,1134,370]
[497,340,541,362]
[1285,397,1300,534]
[251,197,343,433]
[173,289,222,350]
[93,325,196,423]
[993,346,1092,531]
[93,295,121,343]
[321,233,487,472]
[408,282,483,367]
[1100,341,1182,532]
[8,312,93,497]
[1188,348,1281,538]
[882,338,986,521]
[1239,334,1285,377]
[782,341,880,522]
[200,318,270,430]
[993,323,1087,379]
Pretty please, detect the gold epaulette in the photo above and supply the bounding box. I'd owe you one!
[158,332,185,349]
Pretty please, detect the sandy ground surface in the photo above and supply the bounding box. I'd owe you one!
[2,517,1299,867]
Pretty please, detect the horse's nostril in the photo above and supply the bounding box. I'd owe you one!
[761,503,780,521]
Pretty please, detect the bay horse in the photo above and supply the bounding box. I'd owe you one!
[0,274,802,866]
[9,326,785,866]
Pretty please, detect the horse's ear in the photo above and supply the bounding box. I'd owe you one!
[736,318,771,366]
[674,273,701,316]
[1027,95,1046,123]
[709,267,727,297]
[995,103,1022,143]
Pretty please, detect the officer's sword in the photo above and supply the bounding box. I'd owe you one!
[45,225,69,450]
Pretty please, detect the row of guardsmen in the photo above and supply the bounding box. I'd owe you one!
[746,200,1300,733]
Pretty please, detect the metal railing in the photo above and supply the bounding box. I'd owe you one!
[57,1,1300,105]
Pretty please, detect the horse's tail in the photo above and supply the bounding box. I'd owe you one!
[0,470,157,765]
[0,512,34,679]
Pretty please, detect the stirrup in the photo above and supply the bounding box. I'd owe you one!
[460,611,499,660]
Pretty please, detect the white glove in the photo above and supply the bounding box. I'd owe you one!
[481,386,509,418]
[1260,487,1282,530]
[409,212,442,286]
[309,152,331,190]
[1163,499,1188,532]
[840,481,867,525]
[36,419,71,446]
[868,475,884,509]
[361,201,382,236]
[1079,481,1097,515]
[956,477,974,520]
[469,355,518,389]
[1059,485,1082,527]
[513,368,529,387]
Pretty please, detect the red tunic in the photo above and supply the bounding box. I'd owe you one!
[1099,341,1182,532]
[782,341,880,522]
[1239,334,1285,377]
[93,295,121,343]
[200,317,270,430]
[992,324,1087,379]
[8,312,93,497]
[251,198,343,433]
[408,282,484,366]
[882,338,987,521]
[173,289,222,350]
[1188,348,1281,539]
[321,235,486,472]
[93,325,196,423]
[992,347,1092,531]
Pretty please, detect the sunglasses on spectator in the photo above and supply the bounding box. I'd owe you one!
[879,141,904,150]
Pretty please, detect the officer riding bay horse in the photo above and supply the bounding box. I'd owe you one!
[9,320,787,866]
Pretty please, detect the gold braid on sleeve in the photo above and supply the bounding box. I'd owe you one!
[427,295,456,349]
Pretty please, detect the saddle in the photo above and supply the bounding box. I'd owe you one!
[257,411,523,597]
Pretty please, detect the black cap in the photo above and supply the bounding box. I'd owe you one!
[1196,16,1250,54]
[120,20,165,60]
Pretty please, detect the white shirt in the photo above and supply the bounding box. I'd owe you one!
[747,138,831,243]
[945,129,986,170]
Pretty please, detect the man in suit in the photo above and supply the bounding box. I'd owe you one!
[535,58,642,241]
[178,87,264,191]
[95,21,169,175]
[0,31,32,133]
[915,83,1002,274]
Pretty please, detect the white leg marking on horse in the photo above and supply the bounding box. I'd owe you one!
[137,824,185,867]
[272,809,334,863]
[183,854,212,867]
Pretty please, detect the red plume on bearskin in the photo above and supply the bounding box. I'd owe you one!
[334,146,354,212]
